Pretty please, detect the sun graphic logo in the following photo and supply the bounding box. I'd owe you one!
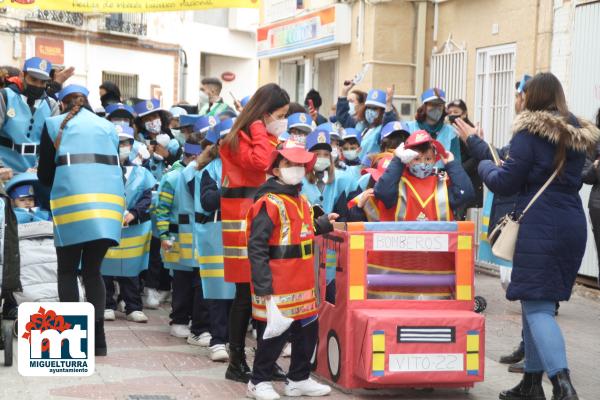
[18,302,95,376]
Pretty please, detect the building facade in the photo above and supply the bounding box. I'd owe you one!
[0,7,259,109]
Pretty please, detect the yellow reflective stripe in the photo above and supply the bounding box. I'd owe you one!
[402,177,435,209]
[179,233,193,243]
[200,269,225,278]
[119,233,152,248]
[53,209,123,225]
[51,193,125,210]
[159,192,174,199]
[197,255,224,264]
[105,246,148,259]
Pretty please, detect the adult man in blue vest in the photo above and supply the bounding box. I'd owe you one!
[0,57,60,173]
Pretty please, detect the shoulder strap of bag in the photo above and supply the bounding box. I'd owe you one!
[519,161,563,219]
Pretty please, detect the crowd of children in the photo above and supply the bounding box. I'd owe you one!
[0,57,478,400]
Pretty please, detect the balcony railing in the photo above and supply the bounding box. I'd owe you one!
[33,10,84,27]
[101,13,147,36]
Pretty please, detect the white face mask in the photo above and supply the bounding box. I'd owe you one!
[119,146,131,162]
[314,157,331,172]
[291,133,307,145]
[145,119,162,134]
[343,149,359,161]
[153,153,164,161]
[331,148,340,162]
[198,91,209,107]
[279,166,305,185]
[266,118,288,137]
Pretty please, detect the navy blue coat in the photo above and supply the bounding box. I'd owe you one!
[478,111,600,302]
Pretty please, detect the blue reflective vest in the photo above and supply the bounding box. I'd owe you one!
[147,156,167,181]
[359,125,383,160]
[193,158,235,299]
[101,166,156,277]
[161,163,196,271]
[46,108,125,247]
[1,89,54,172]
[301,173,346,214]
[13,207,51,224]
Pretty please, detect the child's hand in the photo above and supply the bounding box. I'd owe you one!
[395,143,419,164]
[161,239,173,251]
[196,144,214,167]
[0,167,13,181]
[123,212,135,226]
[441,151,455,165]
[327,213,339,222]
[357,189,374,209]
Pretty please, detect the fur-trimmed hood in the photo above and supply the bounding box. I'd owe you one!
[512,110,600,153]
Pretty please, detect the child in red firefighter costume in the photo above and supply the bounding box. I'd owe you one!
[246,141,336,400]
[373,130,475,221]
[347,153,396,222]
[219,83,290,383]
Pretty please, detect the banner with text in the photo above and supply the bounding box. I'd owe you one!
[2,0,259,13]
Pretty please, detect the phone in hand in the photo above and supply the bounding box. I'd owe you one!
[229,91,237,103]
[312,204,325,220]
[448,115,460,124]
[308,99,315,111]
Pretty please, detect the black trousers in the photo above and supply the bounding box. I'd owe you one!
[104,276,143,314]
[590,207,600,283]
[56,239,112,320]
[251,318,318,384]
[228,282,251,350]
[141,236,172,291]
[170,268,210,335]
[208,299,232,346]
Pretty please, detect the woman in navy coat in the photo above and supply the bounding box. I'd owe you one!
[476,73,600,400]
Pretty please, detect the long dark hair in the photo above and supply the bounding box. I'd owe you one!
[222,83,289,151]
[596,108,600,130]
[54,93,87,150]
[524,73,570,172]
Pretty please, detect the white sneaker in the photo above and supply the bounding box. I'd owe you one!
[170,324,191,338]
[284,377,331,397]
[252,329,257,340]
[158,290,171,303]
[117,300,126,313]
[126,311,148,323]
[187,332,211,346]
[282,342,292,358]
[144,288,161,309]
[247,381,280,400]
[209,344,229,362]
[104,309,115,321]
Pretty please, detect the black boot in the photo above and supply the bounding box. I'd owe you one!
[499,372,546,400]
[549,370,578,400]
[500,344,525,364]
[225,346,252,383]
[95,319,107,357]
[272,362,287,382]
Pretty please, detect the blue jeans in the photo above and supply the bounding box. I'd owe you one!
[522,300,568,377]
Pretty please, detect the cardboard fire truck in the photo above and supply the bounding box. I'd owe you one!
[312,221,485,390]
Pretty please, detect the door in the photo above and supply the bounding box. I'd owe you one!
[314,51,339,117]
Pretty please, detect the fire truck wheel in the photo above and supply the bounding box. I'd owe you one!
[310,338,318,371]
[2,320,13,367]
[327,330,341,382]
[474,296,487,313]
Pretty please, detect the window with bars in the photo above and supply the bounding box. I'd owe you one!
[430,38,467,103]
[474,44,516,148]
[101,72,138,101]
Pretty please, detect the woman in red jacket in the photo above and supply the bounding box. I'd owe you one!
[220,83,290,383]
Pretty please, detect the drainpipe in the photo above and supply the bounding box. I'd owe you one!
[180,49,188,102]
[415,1,427,97]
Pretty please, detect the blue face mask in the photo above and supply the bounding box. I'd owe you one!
[365,108,379,125]
[409,162,435,179]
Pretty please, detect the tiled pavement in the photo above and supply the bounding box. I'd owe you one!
[1,272,598,400]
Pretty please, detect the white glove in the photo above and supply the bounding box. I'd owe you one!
[395,143,419,164]
[137,143,151,160]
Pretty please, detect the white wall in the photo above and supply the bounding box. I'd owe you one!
[145,11,259,105]
[25,35,177,110]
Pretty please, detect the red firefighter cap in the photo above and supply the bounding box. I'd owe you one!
[267,140,317,174]
[362,153,393,182]
[404,130,447,161]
